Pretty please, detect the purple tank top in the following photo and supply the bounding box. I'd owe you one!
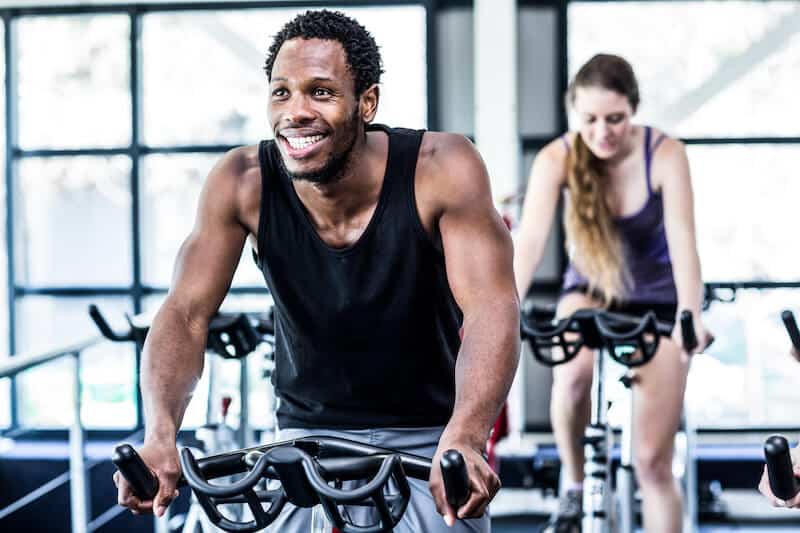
[561,127,677,304]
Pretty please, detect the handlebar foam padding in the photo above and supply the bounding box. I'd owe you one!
[680,310,697,353]
[112,444,159,501]
[782,310,800,351]
[764,435,800,501]
[441,449,470,509]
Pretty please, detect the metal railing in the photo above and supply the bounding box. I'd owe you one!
[0,335,128,533]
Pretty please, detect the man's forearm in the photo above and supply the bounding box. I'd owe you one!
[445,299,520,449]
[141,303,208,443]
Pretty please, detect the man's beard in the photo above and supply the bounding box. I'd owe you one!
[279,111,361,185]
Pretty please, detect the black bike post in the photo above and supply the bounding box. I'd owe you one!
[617,369,636,533]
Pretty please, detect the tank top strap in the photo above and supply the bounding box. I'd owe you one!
[369,124,425,191]
[643,126,654,195]
[560,133,571,152]
[645,127,669,196]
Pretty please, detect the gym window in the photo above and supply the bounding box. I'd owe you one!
[0,2,428,434]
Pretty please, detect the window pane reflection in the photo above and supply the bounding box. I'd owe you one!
[140,154,264,287]
[17,15,130,148]
[17,156,132,286]
[568,1,800,137]
[687,289,800,428]
[689,144,800,282]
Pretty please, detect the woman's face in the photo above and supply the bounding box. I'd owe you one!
[572,86,635,160]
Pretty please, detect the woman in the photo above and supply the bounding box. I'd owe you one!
[514,54,712,532]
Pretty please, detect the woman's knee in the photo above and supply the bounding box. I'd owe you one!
[634,446,675,487]
[551,364,593,406]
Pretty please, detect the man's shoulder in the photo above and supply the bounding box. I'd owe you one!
[415,131,490,208]
[209,144,263,192]
[418,131,474,162]
[219,144,261,177]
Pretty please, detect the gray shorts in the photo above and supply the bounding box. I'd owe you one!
[264,426,491,533]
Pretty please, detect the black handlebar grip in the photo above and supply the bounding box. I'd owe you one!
[680,310,697,353]
[764,435,800,501]
[440,449,470,509]
[781,310,800,351]
[112,444,159,501]
[89,304,132,342]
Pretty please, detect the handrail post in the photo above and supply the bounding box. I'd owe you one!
[69,351,89,533]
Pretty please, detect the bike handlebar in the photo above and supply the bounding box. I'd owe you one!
[90,305,274,359]
[764,435,800,501]
[520,307,695,368]
[113,436,471,533]
[782,310,800,352]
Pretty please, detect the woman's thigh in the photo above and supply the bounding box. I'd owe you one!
[632,338,689,466]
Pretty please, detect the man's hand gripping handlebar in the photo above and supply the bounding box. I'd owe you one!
[112,436,472,533]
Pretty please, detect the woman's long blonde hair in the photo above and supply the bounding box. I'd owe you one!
[564,54,639,305]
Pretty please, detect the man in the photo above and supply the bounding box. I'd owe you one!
[114,10,519,532]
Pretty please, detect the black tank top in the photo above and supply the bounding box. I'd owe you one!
[255,124,463,429]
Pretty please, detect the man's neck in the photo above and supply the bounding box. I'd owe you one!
[293,130,387,228]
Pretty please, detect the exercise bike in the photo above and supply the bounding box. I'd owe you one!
[521,306,698,533]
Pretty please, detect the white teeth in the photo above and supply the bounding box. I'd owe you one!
[286,134,324,150]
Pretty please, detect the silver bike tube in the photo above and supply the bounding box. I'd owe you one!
[682,409,698,532]
[583,348,612,533]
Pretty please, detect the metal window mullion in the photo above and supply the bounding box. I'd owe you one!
[424,0,439,130]
[555,0,568,279]
[5,13,19,429]
[130,9,144,429]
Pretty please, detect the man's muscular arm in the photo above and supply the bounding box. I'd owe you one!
[425,134,520,524]
[114,147,254,516]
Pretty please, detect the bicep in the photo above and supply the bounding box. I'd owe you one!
[438,155,516,313]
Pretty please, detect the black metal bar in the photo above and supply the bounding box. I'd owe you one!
[424,0,439,130]
[705,281,800,290]
[555,0,568,278]
[523,135,800,150]
[130,10,142,314]
[15,144,244,158]
[5,13,19,429]
[0,0,424,17]
[697,427,800,435]
[140,144,239,155]
[681,136,800,146]
[14,286,136,297]
[439,0,563,7]
[130,8,144,430]
[14,147,131,158]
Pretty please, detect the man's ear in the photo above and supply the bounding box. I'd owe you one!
[359,84,380,123]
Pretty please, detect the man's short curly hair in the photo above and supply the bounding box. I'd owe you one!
[264,10,384,96]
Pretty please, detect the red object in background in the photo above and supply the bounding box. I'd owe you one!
[221,395,232,418]
[487,403,509,472]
